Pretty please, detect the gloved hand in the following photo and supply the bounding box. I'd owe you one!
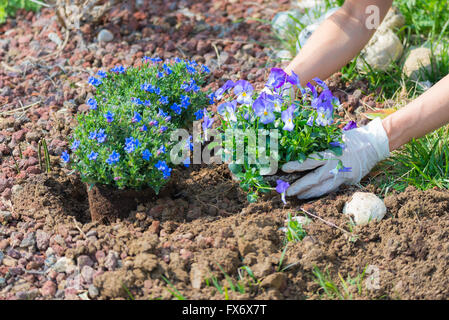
[282,117,390,199]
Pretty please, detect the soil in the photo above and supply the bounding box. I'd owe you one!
[9,168,449,300]
[1,0,447,301]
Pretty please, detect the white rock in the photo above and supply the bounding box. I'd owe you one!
[97,29,114,43]
[356,7,405,71]
[343,192,386,226]
[357,29,403,71]
[402,47,432,80]
[294,0,326,10]
[52,257,75,273]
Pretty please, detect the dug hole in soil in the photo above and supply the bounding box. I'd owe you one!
[8,164,449,300]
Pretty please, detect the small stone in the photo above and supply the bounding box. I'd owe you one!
[52,257,75,273]
[189,263,209,289]
[3,257,16,267]
[88,284,99,298]
[20,232,36,249]
[36,230,50,251]
[77,255,94,269]
[104,251,118,270]
[0,211,12,223]
[98,29,114,42]
[40,280,57,297]
[403,47,432,80]
[343,192,387,226]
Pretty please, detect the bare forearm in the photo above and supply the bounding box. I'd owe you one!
[382,74,449,151]
[285,0,392,85]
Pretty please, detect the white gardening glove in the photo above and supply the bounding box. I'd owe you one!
[282,117,390,199]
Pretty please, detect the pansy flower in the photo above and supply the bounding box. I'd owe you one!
[343,121,357,131]
[217,100,237,122]
[215,80,235,100]
[265,68,287,90]
[233,80,254,105]
[276,179,290,204]
[281,105,295,131]
[253,96,275,124]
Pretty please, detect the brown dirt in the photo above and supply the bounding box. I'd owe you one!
[10,166,449,300]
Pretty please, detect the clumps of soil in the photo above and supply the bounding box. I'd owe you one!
[8,169,449,300]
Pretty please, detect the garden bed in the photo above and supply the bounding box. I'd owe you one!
[0,0,448,300]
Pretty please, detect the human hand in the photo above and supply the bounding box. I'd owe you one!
[282,117,390,199]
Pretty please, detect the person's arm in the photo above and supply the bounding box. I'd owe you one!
[383,74,449,151]
[284,0,393,86]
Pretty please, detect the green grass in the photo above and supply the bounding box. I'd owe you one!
[394,0,449,38]
[375,125,449,194]
[0,0,41,24]
[161,275,187,300]
[312,266,369,300]
[284,212,308,243]
[204,263,256,299]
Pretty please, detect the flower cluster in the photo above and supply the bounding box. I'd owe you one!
[63,57,212,191]
[214,68,352,202]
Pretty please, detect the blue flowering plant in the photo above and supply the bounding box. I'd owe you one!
[64,57,212,192]
[214,68,350,203]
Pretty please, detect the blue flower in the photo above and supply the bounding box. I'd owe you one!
[180,95,190,108]
[163,64,172,75]
[266,68,287,90]
[217,101,237,122]
[208,92,215,105]
[276,179,290,204]
[159,126,168,133]
[306,115,314,126]
[194,109,204,120]
[144,100,152,107]
[233,80,254,105]
[313,77,328,90]
[106,151,120,165]
[142,149,152,161]
[110,65,126,74]
[88,151,98,161]
[287,71,300,86]
[170,103,182,115]
[329,141,345,149]
[96,129,107,143]
[186,64,196,75]
[202,112,214,132]
[281,105,295,131]
[124,137,140,153]
[149,118,159,127]
[132,111,142,123]
[183,157,190,167]
[96,70,107,78]
[61,150,70,163]
[201,65,210,74]
[88,76,102,87]
[343,121,357,131]
[89,131,97,140]
[155,160,172,179]
[157,145,166,155]
[140,124,148,132]
[215,80,235,100]
[104,111,115,123]
[159,96,169,105]
[131,97,143,105]
[87,98,97,110]
[157,71,165,78]
[253,96,275,124]
[71,139,80,151]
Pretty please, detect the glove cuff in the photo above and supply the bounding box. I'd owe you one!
[358,117,390,161]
